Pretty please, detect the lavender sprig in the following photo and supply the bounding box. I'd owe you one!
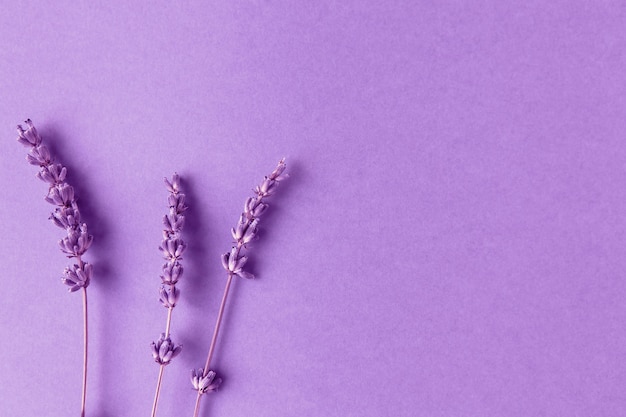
[151,173,187,417]
[17,119,93,417]
[191,159,287,417]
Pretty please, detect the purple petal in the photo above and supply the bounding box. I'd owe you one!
[221,252,230,270]
[237,270,255,280]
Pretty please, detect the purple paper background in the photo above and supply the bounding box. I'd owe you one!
[2,1,626,416]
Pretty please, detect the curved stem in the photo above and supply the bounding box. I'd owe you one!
[80,287,88,417]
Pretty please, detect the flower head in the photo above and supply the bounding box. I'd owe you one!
[16,119,42,147]
[59,224,93,257]
[37,163,67,185]
[159,285,180,308]
[62,262,93,292]
[151,333,182,365]
[159,237,186,261]
[50,206,81,229]
[191,368,222,393]
[164,173,182,194]
[160,261,183,285]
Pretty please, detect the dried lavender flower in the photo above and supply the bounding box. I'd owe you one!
[17,119,94,291]
[151,173,188,417]
[16,119,94,417]
[191,159,287,416]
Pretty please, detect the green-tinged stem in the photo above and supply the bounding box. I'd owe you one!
[80,287,88,417]
[151,306,174,417]
[192,272,235,417]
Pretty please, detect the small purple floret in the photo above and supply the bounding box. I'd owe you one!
[159,286,180,308]
[62,263,93,292]
[151,333,182,365]
[191,368,222,394]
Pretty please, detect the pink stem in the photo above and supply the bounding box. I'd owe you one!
[80,287,88,417]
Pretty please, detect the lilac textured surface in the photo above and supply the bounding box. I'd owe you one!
[1,1,626,416]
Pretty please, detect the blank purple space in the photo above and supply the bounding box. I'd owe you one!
[1,1,626,416]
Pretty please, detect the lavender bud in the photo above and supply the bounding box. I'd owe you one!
[191,368,222,393]
[244,197,258,214]
[62,262,92,292]
[45,186,63,206]
[269,158,287,181]
[45,184,75,206]
[254,177,276,196]
[37,163,67,184]
[225,247,253,279]
[163,213,185,234]
[237,270,255,280]
[250,202,268,218]
[164,173,181,194]
[27,145,52,166]
[151,333,182,365]
[168,193,187,213]
[59,224,93,257]
[231,217,248,241]
[159,285,180,308]
[159,238,186,260]
[60,184,75,204]
[16,119,43,147]
[161,261,183,285]
[220,252,230,271]
[227,246,245,272]
[50,207,81,229]
[241,219,258,244]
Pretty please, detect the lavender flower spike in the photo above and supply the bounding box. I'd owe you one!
[191,159,287,417]
[151,173,188,417]
[17,119,94,417]
[222,158,288,280]
[17,120,95,289]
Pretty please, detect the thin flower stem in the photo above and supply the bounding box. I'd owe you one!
[80,286,88,417]
[204,273,235,373]
[151,365,166,417]
[192,271,235,417]
[165,306,173,337]
[192,392,202,417]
